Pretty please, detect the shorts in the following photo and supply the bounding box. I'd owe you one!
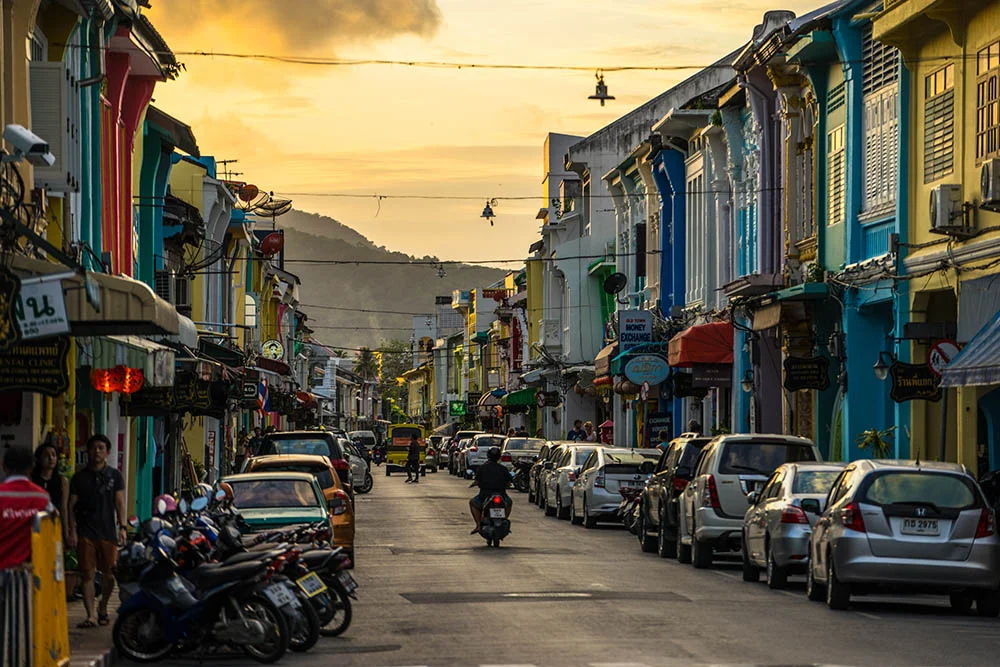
[472,491,510,509]
[78,537,117,575]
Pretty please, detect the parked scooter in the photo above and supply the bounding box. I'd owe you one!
[511,459,533,493]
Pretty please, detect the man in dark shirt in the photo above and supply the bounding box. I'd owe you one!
[405,434,421,483]
[469,447,511,533]
[68,434,126,628]
[566,419,585,441]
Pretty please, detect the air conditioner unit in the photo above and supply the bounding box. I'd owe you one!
[174,276,192,316]
[153,269,174,303]
[929,184,966,235]
[981,159,1000,211]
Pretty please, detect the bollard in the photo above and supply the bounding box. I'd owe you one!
[0,568,32,667]
[30,512,69,667]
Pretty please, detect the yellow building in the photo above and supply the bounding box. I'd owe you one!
[876,0,1000,473]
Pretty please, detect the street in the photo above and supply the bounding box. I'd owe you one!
[223,472,1000,667]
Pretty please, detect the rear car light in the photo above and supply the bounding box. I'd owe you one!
[672,478,688,492]
[595,470,606,488]
[501,453,512,462]
[331,490,350,516]
[702,475,720,509]
[976,507,995,539]
[780,506,809,524]
[840,502,866,532]
[427,448,435,456]
[332,459,350,471]
[568,471,577,482]
[470,446,479,452]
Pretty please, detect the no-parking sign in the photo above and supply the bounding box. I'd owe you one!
[928,340,961,377]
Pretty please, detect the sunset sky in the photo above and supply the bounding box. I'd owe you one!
[146,0,818,264]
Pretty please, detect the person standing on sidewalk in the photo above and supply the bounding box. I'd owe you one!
[0,446,53,570]
[67,435,126,628]
[32,441,69,540]
[405,434,421,484]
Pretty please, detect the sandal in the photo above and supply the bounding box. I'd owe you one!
[98,612,110,626]
[77,619,96,629]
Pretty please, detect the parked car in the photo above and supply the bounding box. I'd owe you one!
[678,434,821,568]
[571,448,659,528]
[348,430,378,454]
[638,435,712,556]
[255,430,353,491]
[536,442,574,508]
[543,444,598,519]
[460,434,507,474]
[806,459,1000,614]
[741,462,846,587]
[449,431,484,475]
[341,438,374,494]
[426,435,444,472]
[239,456,355,559]
[527,442,556,504]
[500,437,545,471]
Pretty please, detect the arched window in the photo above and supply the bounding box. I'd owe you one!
[244,294,257,327]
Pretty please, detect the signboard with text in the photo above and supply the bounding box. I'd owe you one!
[889,362,942,403]
[783,356,831,392]
[14,279,69,340]
[624,354,669,385]
[449,400,466,416]
[0,336,70,396]
[618,310,653,348]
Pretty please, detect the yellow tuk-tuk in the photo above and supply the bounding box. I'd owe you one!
[385,423,426,476]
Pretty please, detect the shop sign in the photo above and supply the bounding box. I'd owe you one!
[624,354,669,385]
[691,364,733,389]
[543,391,560,407]
[647,412,672,436]
[0,267,23,351]
[466,391,482,408]
[673,371,708,399]
[261,339,284,360]
[0,336,70,396]
[618,310,653,348]
[449,400,466,416]
[889,362,942,403]
[783,356,831,392]
[13,279,69,340]
[242,369,260,400]
[125,374,229,417]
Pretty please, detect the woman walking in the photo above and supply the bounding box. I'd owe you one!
[32,441,69,539]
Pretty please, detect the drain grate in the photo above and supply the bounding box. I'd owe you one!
[401,590,687,604]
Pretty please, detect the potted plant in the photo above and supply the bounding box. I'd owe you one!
[63,547,80,600]
[856,426,896,459]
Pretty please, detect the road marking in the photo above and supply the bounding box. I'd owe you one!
[855,611,881,620]
[503,592,592,598]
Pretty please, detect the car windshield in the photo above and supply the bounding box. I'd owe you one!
[504,438,544,451]
[230,479,320,509]
[718,441,817,475]
[249,463,336,489]
[574,449,596,465]
[604,451,650,466]
[792,470,842,494]
[349,432,376,446]
[261,438,332,458]
[861,472,978,510]
[476,436,506,448]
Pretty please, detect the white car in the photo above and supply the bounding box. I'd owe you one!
[571,448,660,528]
[500,437,545,471]
[463,434,507,474]
[543,444,599,520]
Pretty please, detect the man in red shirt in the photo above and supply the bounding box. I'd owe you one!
[0,446,53,570]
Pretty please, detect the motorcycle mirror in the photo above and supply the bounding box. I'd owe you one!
[191,497,208,512]
[156,498,167,516]
[215,488,227,502]
[128,515,140,528]
[179,498,189,514]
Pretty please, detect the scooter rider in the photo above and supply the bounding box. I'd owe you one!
[469,446,511,534]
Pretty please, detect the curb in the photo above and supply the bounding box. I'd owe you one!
[74,647,115,667]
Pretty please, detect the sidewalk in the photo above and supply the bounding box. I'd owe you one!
[66,592,116,667]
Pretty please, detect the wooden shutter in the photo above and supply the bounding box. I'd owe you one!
[29,61,68,190]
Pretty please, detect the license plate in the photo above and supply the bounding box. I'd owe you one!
[488,507,506,518]
[264,582,297,608]
[296,572,327,598]
[901,518,940,536]
[337,571,358,593]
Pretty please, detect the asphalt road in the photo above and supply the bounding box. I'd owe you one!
[190,470,1000,666]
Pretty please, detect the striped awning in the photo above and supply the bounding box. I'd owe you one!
[940,309,1000,387]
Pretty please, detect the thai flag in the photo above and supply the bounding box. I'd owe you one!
[257,378,270,415]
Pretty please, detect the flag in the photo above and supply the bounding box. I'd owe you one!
[257,378,271,416]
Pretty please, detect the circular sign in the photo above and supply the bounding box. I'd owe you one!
[261,339,284,360]
[260,232,284,256]
[640,381,650,401]
[536,391,546,408]
[928,340,961,377]
[624,354,670,386]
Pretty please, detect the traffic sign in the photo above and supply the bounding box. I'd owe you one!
[928,340,961,377]
[536,391,546,408]
[640,381,650,401]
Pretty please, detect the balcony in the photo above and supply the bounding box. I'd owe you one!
[451,289,472,310]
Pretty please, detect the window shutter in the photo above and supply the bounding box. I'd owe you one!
[29,61,69,190]
[924,88,955,182]
[828,126,846,225]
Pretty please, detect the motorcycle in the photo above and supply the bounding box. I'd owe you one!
[511,459,533,493]
[617,487,643,535]
[479,493,511,548]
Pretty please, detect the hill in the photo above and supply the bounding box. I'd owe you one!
[277,210,507,350]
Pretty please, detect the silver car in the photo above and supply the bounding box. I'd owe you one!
[341,438,373,494]
[543,444,598,520]
[806,459,1000,614]
[741,462,845,588]
[500,437,545,471]
[571,448,660,528]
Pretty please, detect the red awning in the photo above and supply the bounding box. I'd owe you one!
[668,322,734,368]
[594,343,618,378]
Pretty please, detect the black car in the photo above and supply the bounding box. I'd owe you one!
[637,435,711,556]
[257,430,353,488]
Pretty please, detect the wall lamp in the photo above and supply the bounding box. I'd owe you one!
[741,370,754,393]
[873,351,896,381]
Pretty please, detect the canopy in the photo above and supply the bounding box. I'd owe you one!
[477,392,502,407]
[502,387,537,407]
[594,343,619,377]
[668,322,734,368]
[940,309,1000,387]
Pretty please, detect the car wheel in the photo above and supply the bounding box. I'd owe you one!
[570,498,582,525]
[556,489,570,520]
[825,552,850,610]
[357,472,374,494]
[691,524,713,569]
[583,498,597,529]
[537,484,545,508]
[639,508,656,553]
[766,539,787,589]
[741,534,760,583]
[806,557,824,601]
[544,490,557,517]
[677,537,692,564]
[657,510,676,559]
[385,468,391,477]
[528,484,535,505]
[950,593,974,614]
[976,591,1000,617]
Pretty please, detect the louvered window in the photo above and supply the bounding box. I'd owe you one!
[828,126,846,226]
[977,40,1000,162]
[861,24,900,215]
[924,64,955,183]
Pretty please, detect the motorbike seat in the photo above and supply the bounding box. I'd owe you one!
[189,561,267,589]
[222,549,283,565]
[300,548,339,570]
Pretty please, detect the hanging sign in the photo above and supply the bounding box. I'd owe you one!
[618,310,653,348]
[928,340,961,377]
[624,354,670,385]
[691,364,733,389]
[0,267,23,351]
[673,371,708,398]
[14,278,69,340]
[889,361,942,403]
[783,356,831,392]
[0,336,70,396]
[449,400,466,417]
[647,412,672,436]
[261,339,284,360]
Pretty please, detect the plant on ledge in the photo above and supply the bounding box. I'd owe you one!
[856,426,896,459]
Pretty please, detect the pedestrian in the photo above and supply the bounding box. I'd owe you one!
[0,446,53,570]
[535,428,545,438]
[583,421,597,442]
[32,440,69,539]
[656,429,671,451]
[248,426,263,454]
[515,425,529,437]
[687,419,702,435]
[67,434,126,629]
[405,434,421,483]
[566,419,585,441]
[506,427,516,437]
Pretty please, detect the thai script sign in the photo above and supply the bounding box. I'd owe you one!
[783,356,831,392]
[889,362,942,403]
[0,336,70,396]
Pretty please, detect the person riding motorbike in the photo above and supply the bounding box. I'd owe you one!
[469,446,511,534]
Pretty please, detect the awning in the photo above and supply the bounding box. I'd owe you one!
[752,302,808,331]
[940,309,1000,388]
[198,338,244,367]
[254,357,291,376]
[668,322,734,368]
[519,368,545,385]
[502,387,537,407]
[86,335,176,387]
[477,392,502,407]
[11,255,182,336]
[595,343,619,377]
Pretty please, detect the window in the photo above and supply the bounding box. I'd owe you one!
[861,472,977,510]
[861,25,900,214]
[827,125,846,225]
[925,64,956,183]
[27,27,47,62]
[718,441,817,476]
[977,40,1000,162]
[792,470,842,495]
[244,294,257,327]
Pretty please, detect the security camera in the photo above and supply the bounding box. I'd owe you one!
[2,124,55,167]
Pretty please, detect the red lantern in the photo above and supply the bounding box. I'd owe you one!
[119,366,144,394]
[90,368,121,393]
[260,232,284,256]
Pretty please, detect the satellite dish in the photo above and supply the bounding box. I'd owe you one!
[603,272,628,295]
[239,184,259,202]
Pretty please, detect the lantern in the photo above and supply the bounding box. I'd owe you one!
[119,366,145,394]
[90,368,121,393]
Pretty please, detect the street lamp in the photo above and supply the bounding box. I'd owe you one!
[741,370,754,394]
[873,351,895,381]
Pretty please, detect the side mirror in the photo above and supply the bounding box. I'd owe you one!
[747,491,761,506]
[532,455,539,462]
[191,497,209,512]
[179,498,190,514]
[801,498,822,515]
[543,462,554,470]
[156,498,168,516]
